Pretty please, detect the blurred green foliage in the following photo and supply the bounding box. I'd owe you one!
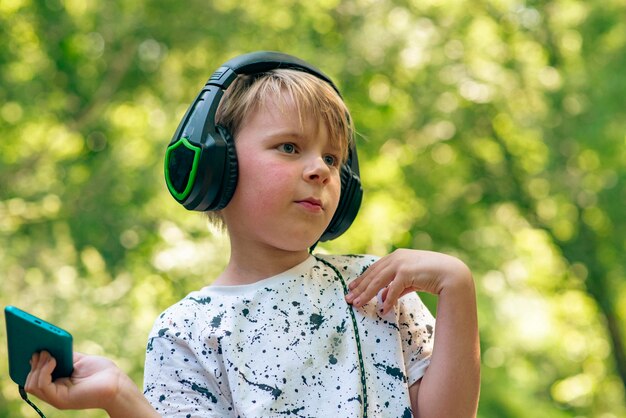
[1,0,625,416]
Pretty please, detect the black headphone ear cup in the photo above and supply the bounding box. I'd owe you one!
[213,125,239,210]
[320,164,362,242]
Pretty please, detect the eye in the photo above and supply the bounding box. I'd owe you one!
[277,143,297,154]
[323,154,339,167]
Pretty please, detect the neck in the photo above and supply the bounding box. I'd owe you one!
[214,237,311,286]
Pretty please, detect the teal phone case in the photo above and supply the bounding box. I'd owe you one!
[4,306,73,387]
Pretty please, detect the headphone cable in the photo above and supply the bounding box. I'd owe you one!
[19,386,47,418]
[316,257,369,418]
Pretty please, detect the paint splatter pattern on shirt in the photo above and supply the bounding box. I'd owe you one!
[143,254,435,417]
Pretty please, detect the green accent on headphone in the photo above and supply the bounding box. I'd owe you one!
[164,137,202,201]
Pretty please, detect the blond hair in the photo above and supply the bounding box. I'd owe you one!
[206,68,354,230]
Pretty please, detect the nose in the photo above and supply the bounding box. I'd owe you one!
[303,156,331,184]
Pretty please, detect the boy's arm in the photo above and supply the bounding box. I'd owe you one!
[346,249,480,418]
[409,271,480,418]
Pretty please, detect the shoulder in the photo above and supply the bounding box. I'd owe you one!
[313,253,379,280]
[149,288,217,337]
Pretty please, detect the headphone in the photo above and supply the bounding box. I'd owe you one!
[164,51,362,242]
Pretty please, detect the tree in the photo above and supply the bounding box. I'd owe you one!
[1,0,624,416]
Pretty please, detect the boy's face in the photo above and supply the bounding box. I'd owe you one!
[221,92,342,252]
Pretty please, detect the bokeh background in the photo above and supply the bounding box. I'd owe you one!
[1,0,625,416]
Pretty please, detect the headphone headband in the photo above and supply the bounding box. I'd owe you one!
[164,51,362,241]
[208,51,341,96]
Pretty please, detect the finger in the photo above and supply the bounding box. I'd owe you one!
[37,353,71,409]
[37,352,56,388]
[25,353,41,392]
[30,351,42,374]
[381,280,405,315]
[352,267,396,307]
[346,273,367,302]
[70,352,85,371]
[347,257,393,302]
[347,265,372,294]
[26,352,48,386]
[380,287,390,303]
[347,256,392,292]
[25,351,53,398]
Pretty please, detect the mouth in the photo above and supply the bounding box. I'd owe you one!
[295,198,324,212]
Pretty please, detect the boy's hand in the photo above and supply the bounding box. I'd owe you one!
[345,249,472,315]
[25,350,124,410]
[25,351,159,417]
[346,249,481,417]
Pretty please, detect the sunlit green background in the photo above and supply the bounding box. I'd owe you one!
[1,0,625,416]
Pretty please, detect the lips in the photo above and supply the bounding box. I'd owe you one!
[295,197,323,211]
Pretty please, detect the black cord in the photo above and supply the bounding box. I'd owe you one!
[315,257,369,418]
[18,386,47,418]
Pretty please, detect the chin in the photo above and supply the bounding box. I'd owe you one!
[273,233,322,252]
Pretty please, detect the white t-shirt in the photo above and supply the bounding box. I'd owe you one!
[143,254,435,417]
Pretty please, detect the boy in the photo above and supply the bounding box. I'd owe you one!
[25,52,480,417]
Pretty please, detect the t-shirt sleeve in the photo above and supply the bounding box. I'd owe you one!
[143,308,235,417]
[396,292,436,386]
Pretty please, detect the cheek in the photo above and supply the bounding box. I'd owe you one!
[330,181,342,211]
[235,158,292,204]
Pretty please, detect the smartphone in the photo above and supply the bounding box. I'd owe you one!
[4,305,74,387]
